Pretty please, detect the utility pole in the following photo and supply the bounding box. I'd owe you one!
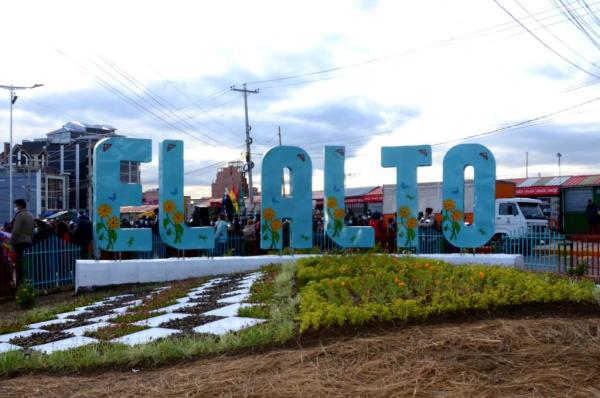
[231,84,259,210]
[87,139,93,214]
[525,152,528,178]
[0,83,43,218]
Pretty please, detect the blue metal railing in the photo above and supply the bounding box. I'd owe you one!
[23,235,80,290]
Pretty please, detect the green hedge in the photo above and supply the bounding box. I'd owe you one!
[296,255,597,332]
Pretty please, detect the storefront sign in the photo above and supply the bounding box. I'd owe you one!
[516,186,560,196]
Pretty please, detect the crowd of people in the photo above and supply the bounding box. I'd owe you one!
[1,199,94,288]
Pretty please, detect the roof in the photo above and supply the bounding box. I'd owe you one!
[563,175,600,187]
[313,186,379,201]
[507,176,570,188]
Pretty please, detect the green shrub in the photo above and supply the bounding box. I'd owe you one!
[15,280,37,310]
[296,255,597,332]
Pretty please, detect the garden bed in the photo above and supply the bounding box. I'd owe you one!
[295,255,599,332]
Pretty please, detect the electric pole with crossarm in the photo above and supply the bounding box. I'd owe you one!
[231,83,259,212]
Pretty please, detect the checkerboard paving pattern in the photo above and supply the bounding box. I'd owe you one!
[0,271,266,354]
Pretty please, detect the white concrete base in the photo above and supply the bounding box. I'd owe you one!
[412,254,524,267]
[76,254,316,290]
[76,254,523,290]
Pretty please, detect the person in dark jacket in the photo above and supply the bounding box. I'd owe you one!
[585,200,599,234]
[72,212,93,257]
[10,199,34,286]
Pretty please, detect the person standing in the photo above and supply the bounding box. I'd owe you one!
[10,199,34,287]
[585,199,599,234]
[72,211,93,258]
[214,214,229,256]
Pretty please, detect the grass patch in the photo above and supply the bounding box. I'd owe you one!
[85,324,149,340]
[238,305,271,319]
[111,311,166,324]
[0,265,297,376]
[296,254,598,332]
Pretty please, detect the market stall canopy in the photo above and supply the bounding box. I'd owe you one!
[44,210,78,221]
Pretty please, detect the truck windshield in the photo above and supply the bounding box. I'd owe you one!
[518,203,546,219]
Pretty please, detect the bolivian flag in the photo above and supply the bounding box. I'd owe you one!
[228,185,240,214]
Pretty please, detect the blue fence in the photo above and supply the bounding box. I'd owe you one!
[14,227,600,293]
[23,235,80,290]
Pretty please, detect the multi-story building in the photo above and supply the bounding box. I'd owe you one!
[0,121,139,221]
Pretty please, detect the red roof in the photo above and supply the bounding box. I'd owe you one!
[563,175,600,187]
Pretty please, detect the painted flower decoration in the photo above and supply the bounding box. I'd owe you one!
[164,200,176,214]
[98,204,112,218]
[173,212,185,224]
[263,207,276,221]
[399,206,410,219]
[334,208,345,219]
[271,219,282,231]
[407,217,418,229]
[326,196,338,209]
[107,216,120,230]
[451,210,463,222]
[443,199,456,211]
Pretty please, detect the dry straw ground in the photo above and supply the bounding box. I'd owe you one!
[2,316,600,397]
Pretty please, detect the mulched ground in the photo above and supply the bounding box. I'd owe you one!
[159,315,222,332]
[174,302,227,315]
[41,319,93,332]
[8,331,74,349]
[2,316,600,397]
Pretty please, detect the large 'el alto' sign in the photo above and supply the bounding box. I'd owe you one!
[93,138,495,252]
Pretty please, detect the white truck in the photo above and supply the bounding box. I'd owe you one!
[494,198,549,238]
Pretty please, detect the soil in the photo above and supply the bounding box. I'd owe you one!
[8,331,74,349]
[174,302,228,315]
[159,315,222,332]
[2,315,600,397]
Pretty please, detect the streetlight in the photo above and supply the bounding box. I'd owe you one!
[557,153,562,180]
[0,83,43,218]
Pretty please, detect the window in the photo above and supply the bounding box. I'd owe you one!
[120,161,140,184]
[499,203,517,216]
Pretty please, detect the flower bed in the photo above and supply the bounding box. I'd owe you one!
[296,255,598,332]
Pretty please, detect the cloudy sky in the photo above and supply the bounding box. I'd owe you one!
[1,0,600,198]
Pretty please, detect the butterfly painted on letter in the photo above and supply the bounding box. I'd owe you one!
[335,148,345,157]
[479,152,489,160]
[418,148,428,157]
[297,153,305,162]
[167,143,176,152]
[102,143,112,152]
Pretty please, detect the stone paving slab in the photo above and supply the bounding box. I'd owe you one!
[0,329,48,343]
[62,322,112,336]
[217,293,251,304]
[133,313,192,327]
[222,288,251,297]
[30,336,100,354]
[111,327,180,346]
[0,342,20,353]
[192,316,266,336]
[152,302,197,313]
[202,303,253,317]
[26,318,75,329]
[88,313,121,323]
